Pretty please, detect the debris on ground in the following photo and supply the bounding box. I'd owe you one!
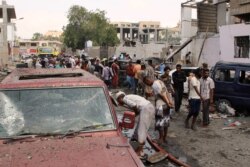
[219,103,236,116]
[209,113,221,119]
[168,132,177,138]
[147,152,168,164]
[229,121,242,127]
[240,127,250,134]
[222,127,237,130]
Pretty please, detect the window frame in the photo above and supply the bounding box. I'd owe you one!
[234,36,250,58]
[214,68,236,83]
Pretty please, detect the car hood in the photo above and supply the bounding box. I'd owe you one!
[0,132,143,167]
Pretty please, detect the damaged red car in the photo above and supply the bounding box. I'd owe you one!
[0,68,144,167]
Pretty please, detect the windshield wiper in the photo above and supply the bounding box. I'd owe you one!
[60,123,113,139]
[81,123,113,131]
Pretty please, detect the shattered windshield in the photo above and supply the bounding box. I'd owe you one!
[0,87,115,138]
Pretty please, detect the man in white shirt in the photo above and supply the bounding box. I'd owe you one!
[116,91,155,158]
[185,69,203,130]
[143,77,173,144]
[200,69,215,127]
[69,56,76,68]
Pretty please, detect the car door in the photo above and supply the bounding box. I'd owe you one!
[213,67,237,104]
[235,68,250,110]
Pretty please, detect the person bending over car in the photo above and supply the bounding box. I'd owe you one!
[116,91,155,158]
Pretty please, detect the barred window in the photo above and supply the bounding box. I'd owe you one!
[234,36,250,58]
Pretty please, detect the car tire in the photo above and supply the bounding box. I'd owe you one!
[216,99,231,113]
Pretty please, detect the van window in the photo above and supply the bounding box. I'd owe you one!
[239,70,250,85]
[215,69,235,82]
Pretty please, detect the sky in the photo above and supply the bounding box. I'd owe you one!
[6,0,187,39]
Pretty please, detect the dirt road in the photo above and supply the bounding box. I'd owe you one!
[160,99,250,167]
[113,88,250,167]
[148,98,250,167]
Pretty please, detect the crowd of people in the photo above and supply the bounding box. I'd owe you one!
[115,62,215,158]
[29,54,122,89]
[29,54,215,159]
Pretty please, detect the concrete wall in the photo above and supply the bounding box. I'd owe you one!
[180,6,198,61]
[115,42,167,60]
[181,7,197,39]
[195,35,220,67]
[183,34,220,68]
[219,24,250,63]
[86,46,100,58]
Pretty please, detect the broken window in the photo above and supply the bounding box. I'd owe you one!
[0,87,115,137]
[234,36,250,58]
[239,70,250,85]
[215,69,235,82]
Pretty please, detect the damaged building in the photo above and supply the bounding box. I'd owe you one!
[167,0,250,67]
[111,21,163,44]
[111,21,176,60]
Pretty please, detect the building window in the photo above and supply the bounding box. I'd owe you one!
[31,43,37,47]
[239,70,250,85]
[42,43,47,46]
[19,43,26,47]
[215,69,235,82]
[234,36,250,58]
[143,25,147,28]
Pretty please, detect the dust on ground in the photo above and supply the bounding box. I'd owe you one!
[113,88,250,167]
[161,98,250,167]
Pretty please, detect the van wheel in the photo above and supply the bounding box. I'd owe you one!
[216,99,231,113]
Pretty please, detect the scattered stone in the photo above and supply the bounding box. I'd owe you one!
[168,132,177,138]
[234,148,241,151]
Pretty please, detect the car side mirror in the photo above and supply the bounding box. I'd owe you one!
[119,111,135,129]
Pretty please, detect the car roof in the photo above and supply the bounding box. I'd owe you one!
[170,66,199,71]
[216,61,250,68]
[180,66,199,69]
[0,68,104,89]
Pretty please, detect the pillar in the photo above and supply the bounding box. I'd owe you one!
[154,29,158,42]
[130,28,132,40]
[119,28,123,42]
[1,0,9,66]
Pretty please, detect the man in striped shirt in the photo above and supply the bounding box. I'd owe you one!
[200,69,215,127]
